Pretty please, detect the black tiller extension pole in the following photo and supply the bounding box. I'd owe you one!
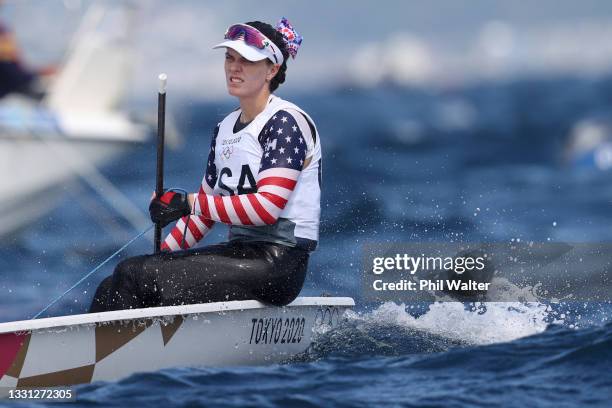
[154,73,167,253]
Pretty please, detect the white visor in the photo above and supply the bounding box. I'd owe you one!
[213,35,284,65]
[213,40,269,62]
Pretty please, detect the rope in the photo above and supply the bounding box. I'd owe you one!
[31,224,154,320]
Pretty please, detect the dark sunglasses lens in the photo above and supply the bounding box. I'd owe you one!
[225,25,244,39]
[225,25,265,49]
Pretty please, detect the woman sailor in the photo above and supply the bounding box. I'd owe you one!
[90,18,321,312]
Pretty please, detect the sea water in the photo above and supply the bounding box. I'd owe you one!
[1,76,612,407]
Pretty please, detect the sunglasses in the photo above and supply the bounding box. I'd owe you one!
[224,24,282,64]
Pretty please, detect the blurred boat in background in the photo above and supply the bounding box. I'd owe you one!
[0,3,151,240]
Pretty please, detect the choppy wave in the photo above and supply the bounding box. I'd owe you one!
[295,299,610,361]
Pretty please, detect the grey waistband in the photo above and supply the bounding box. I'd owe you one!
[229,218,318,252]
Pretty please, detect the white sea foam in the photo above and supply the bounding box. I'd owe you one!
[343,276,574,346]
[345,300,553,346]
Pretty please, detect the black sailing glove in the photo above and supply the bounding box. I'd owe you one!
[149,190,191,228]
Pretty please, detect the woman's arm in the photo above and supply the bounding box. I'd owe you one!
[191,110,308,226]
[161,125,220,251]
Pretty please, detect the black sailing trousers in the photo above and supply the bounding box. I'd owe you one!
[89,241,309,313]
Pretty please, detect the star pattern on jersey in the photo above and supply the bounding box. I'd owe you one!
[204,124,220,189]
[260,110,306,172]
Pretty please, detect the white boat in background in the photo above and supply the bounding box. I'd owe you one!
[0,297,354,388]
[0,4,151,240]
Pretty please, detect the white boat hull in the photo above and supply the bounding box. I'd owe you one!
[0,297,353,388]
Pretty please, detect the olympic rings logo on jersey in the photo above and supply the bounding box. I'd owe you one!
[222,146,234,160]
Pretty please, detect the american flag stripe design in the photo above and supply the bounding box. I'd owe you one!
[230,195,252,225]
[239,194,264,225]
[170,227,186,249]
[213,196,231,224]
[162,214,215,251]
[260,191,287,209]
[195,168,299,226]
[161,234,178,251]
[186,219,203,242]
[258,176,297,190]
[223,196,243,225]
[162,143,218,252]
[247,194,276,224]
[257,184,293,200]
[207,195,221,223]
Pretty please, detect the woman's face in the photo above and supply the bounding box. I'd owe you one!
[224,48,278,98]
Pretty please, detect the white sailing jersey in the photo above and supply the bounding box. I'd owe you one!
[198,95,321,249]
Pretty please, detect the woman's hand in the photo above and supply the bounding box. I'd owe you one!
[149,190,191,227]
[150,191,195,212]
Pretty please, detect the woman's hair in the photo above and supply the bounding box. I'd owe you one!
[246,21,289,92]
